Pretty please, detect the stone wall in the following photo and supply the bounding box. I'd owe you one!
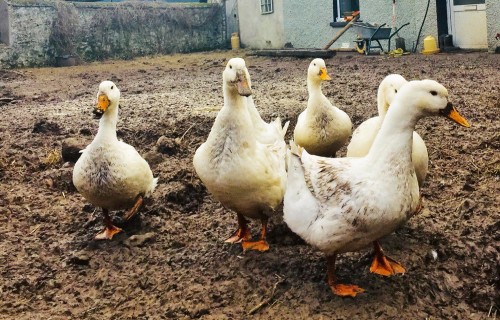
[486,0,500,53]
[0,0,225,68]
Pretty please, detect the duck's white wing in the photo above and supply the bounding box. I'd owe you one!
[346,116,381,157]
[117,141,157,196]
[285,143,410,254]
[194,135,287,219]
[247,97,289,144]
[237,138,287,212]
[412,131,428,187]
[284,145,364,253]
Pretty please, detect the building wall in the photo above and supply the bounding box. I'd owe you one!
[0,0,225,68]
[359,0,439,52]
[237,0,284,49]
[486,0,500,53]
[282,0,357,49]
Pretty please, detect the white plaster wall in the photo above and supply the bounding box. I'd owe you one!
[359,0,439,52]
[237,0,284,49]
[486,0,500,53]
[282,0,357,49]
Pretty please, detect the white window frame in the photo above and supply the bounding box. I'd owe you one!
[260,0,273,15]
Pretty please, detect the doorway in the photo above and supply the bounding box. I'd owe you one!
[448,0,487,49]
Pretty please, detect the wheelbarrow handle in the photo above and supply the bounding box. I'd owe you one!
[369,23,388,41]
[390,22,410,38]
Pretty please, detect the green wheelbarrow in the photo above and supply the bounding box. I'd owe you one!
[353,22,410,55]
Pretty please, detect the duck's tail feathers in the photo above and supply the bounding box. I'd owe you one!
[289,140,303,157]
[281,120,290,136]
[271,117,290,138]
[147,177,159,196]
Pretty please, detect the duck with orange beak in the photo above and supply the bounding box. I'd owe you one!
[294,58,352,157]
[193,58,287,252]
[73,81,158,240]
[284,79,470,297]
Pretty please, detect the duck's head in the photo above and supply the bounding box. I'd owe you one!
[397,79,470,127]
[378,74,408,116]
[223,58,252,97]
[94,81,120,119]
[307,58,331,83]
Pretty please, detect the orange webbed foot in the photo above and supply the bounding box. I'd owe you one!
[225,213,251,243]
[326,254,365,297]
[225,227,251,243]
[370,253,405,276]
[242,239,270,252]
[95,225,123,240]
[330,283,365,297]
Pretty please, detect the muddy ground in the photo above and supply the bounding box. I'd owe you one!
[0,50,498,319]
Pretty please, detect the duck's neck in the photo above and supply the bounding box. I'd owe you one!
[307,77,323,97]
[95,103,119,142]
[306,78,327,113]
[377,91,388,121]
[219,84,255,134]
[223,85,246,112]
[246,96,264,123]
[367,99,419,166]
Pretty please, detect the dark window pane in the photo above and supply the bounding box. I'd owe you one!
[453,0,485,5]
[333,0,359,21]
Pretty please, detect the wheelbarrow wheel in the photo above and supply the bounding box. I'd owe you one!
[355,40,366,54]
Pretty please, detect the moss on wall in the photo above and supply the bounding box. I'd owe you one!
[0,0,224,68]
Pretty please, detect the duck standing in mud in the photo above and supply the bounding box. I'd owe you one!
[193,58,287,252]
[284,79,470,296]
[73,81,158,240]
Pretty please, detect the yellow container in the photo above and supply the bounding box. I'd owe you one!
[421,35,440,54]
[231,32,240,50]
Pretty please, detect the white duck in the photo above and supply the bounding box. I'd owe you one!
[284,79,470,297]
[244,66,289,144]
[347,74,429,187]
[193,58,287,252]
[293,58,352,157]
[73,81,157,240]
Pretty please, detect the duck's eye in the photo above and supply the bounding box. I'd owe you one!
[395,89,398,93]
[111,86,114,90]
[229,65,232,69]
[313,63,316,66]
[430,90,437,96]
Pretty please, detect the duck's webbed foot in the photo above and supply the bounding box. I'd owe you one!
[225,213,251,243]
[327,254,365,297]
[370,241,405,276]
[242,217,270,252]
[330,283,365,297]
[95,209,123,240]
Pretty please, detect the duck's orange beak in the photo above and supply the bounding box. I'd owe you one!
[319,67,331,81]
[93,94,110,118]
[441,102,470,127]
[236,72,252,97]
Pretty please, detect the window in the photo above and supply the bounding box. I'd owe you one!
[333,0,359,22]
[260,0,273,14]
